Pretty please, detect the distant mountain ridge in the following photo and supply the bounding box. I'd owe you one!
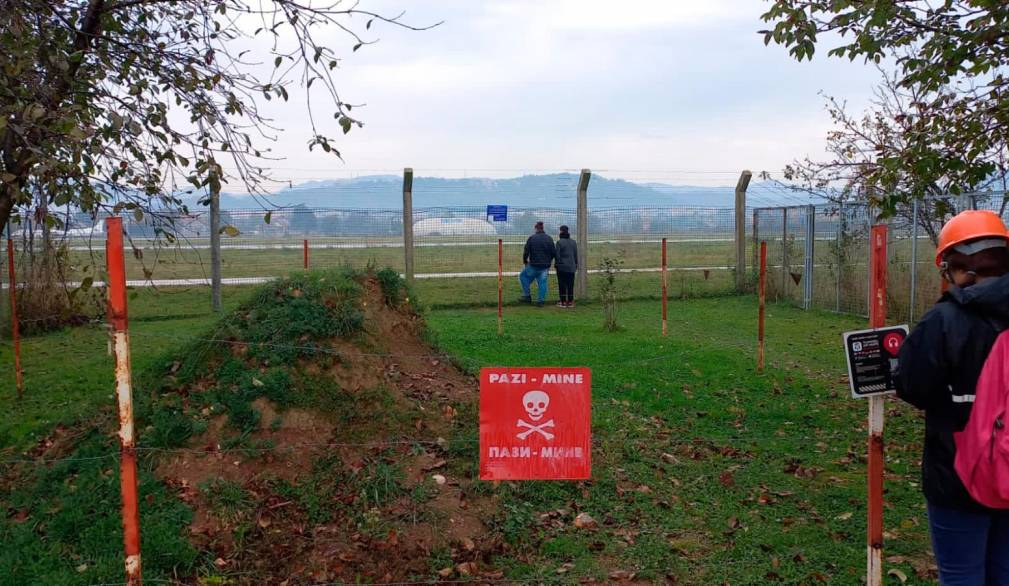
[198,173,820,210]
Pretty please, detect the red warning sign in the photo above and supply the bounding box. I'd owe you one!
[479,367,591,480]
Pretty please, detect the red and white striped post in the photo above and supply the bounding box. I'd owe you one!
[497,239,504,336]
[661,238,668,336]
[757,241,767,372]
[6,225,22,398]
[105,217,142,585]
[867,224,887,586]
[303,239,309,270]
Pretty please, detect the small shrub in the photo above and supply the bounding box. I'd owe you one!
[598,255,625,332]
[145,408,195,449]
[375,267,406,306]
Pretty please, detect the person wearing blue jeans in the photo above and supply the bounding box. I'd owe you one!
[927,503,1009,584]
[519,221,555,306]
[519,264,549,304]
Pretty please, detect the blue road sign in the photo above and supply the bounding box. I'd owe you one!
[486,205,508,222]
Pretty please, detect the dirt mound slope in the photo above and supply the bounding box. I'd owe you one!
[147,269,502,583]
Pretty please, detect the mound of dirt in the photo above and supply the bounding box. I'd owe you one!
[152,272,504,583]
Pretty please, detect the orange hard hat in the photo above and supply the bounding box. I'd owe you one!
[935,210,1009,266]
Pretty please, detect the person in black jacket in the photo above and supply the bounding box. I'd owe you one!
[554,225,578,307]
[519,221,555,306]
[895,210,1009,585]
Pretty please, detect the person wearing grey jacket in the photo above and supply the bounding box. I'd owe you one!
[554,225,578,307]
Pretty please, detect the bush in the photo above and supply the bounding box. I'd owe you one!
[598,255,624,332]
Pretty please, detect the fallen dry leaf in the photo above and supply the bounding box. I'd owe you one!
[887,569,908,583]
[574,512,598,529]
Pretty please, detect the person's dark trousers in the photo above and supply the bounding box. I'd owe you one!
[927,501,1009,585]
[557,270,575,303]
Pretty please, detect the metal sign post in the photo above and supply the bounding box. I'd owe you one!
[758,241,767,372]
[867,224,887,586]
[106,216,143,585]
[497,239,504,336]
[661,238,668,337]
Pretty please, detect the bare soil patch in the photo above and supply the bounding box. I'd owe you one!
[154,277,499,583]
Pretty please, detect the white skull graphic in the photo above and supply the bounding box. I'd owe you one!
[522,390,550,421]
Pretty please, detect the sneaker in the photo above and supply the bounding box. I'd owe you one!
[536,301,545,307]
[566,301,575,308]
[556,302,566,308]
[518,296,532,304]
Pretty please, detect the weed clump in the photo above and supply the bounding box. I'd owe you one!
[598,255,625,332]
[219,269,365,364]
[376,267,409,307]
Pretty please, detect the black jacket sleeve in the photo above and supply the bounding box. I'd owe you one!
[895,308,950,410]
[573,240,578,269]
[523,238,531,265]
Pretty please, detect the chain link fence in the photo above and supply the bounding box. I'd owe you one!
[2,205,743,319]
[753,191,1009,324]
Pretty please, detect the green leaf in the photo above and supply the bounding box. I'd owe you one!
[80,277,94,290]
[133,209,143,223]
[222,225,240,237]
[339,116,352,134]
[264,211,272,224]
[353,43,362,52]
[274,56,282,68]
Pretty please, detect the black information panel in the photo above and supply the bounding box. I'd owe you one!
[842,325,910,398]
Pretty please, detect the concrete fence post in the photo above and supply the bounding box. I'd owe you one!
[803,205,815,310]
[575,169,591,299]
[6,223,22,398]
[209,165,222,313]
[781,207,788,298]
[735,170,752,292]
[403,168,414,284]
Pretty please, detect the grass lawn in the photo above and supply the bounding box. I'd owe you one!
[0,285,936,584]
[0,287,254,451]
[427,298,935,584]
[51,239,739,282]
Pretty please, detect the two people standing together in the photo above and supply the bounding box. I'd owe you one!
[518,221,577,307]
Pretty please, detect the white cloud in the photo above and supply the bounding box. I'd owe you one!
[216,0,886,189]
[485,0,742,32]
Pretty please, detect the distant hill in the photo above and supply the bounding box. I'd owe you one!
[194,173,822,211]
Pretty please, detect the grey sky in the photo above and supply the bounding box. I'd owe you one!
[248,1,883,188]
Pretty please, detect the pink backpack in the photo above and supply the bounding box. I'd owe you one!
[955,330,1009,509]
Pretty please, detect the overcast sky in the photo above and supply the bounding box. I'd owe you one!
[246,0,884,188]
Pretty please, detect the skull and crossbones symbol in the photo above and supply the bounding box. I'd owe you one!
[516,390,555,440]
